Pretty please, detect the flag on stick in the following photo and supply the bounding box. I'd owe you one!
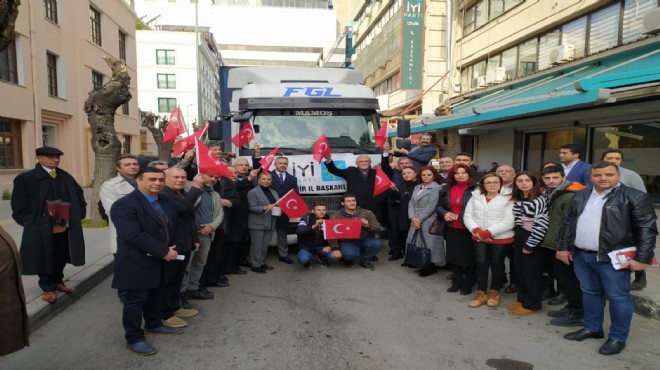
[373,166,392,197]
[163,107,187,143]
[312,134,331,163]
[276,189,308,219]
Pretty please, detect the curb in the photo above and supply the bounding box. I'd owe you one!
[27,255,114,334]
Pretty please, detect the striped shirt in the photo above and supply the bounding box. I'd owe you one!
[513,196,549,249]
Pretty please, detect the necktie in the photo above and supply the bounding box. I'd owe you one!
[153,200,170,246]
[50,171,57,179]
[280,173,284,183]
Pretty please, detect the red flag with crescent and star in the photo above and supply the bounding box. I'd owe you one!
[172,124,209,157]
[323,218,362,240]
[195,137,234,178]
[163,107,187,143]
[312,134,331,163]
[373,166,392,197]
[259,147,279,171]
[374,123,388,149]
[230,122,256,148]
[276,189,308,219]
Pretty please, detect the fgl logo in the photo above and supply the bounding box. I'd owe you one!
[283,87,342,97]
[321,161,346,181]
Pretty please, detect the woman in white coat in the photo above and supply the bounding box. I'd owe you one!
[406,166,445,277]
[463,173,514,308]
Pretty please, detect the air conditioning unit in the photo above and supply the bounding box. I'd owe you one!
[476,75,487,88]
[364,10,372,17]
[643,8,660,35]
[485,67,505,84]
[549,44,575,64]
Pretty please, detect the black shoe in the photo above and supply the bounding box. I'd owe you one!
[207,280,230,288]
[504,284,518,293]
[261,264,274,270]
[388,251,404,261]
[240,260,252,268]
[224,268,247,275]
[550,309,583,327]
[548,293,567,306]
[217,275,229,284]
[400,262,410,267]
[278,256,295,264]
[447,276,462,293]
[542,289,556,301]
[598,340,626,355]
[418,265,438,277]
[302,262,312,269]
[630,275,647,291]
[564,328,605,341]
[317,256,329,267]
[372,256,378,262]
[344,260,355,267]
[460,275,472,295]
[547,305,571,318]
[186,289,213,300]
[361,261,375,270]
[251,266,266,273]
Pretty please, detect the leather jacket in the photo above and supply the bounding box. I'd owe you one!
[559,184,657,263]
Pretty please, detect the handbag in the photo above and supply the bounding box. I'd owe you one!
[429,218,445,236]
[404,230,431,269]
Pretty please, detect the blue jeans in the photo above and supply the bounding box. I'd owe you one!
[573,250,633,342]
[297,247,334,265]
[340,237,383,265]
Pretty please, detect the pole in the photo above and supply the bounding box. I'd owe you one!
[195,1,202,129]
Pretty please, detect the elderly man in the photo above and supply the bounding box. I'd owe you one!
[496,165,516,189]
[101,154,139,255]
[224,158,259,272]
[392,132,436,170]
[559,162,657,355]
[11,146,86,303]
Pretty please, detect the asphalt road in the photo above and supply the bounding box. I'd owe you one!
[1,250,659,370]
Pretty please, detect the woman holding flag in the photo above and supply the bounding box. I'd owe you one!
[247,172,280,273]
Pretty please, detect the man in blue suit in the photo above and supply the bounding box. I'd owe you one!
[560,144,592,186]
[270,156,298,264]
[111,167,182,356]
[392,132,436,171]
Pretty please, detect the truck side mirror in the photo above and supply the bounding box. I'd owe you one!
[232,112,253,123]
[397,119,410,138]
[208,120,223,140]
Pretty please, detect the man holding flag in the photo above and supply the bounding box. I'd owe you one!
[270,157,298,264]
[391,132,436,171]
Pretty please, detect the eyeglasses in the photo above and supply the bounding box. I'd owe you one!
[483,181,500,186]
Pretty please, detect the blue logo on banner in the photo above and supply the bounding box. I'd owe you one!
[321,161,346,181]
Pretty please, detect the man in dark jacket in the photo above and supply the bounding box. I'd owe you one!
[224,158,259,272]
[270,156,298,264]
[559,162,657,356]
[11,146,86,303]
[391,132,436,170]
[295,203,338,269]
[381,145,414,261]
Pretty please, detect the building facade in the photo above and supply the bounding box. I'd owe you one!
[0,0,140,189]
[411,0,660,202]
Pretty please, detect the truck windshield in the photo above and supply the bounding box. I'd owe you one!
[251,110,379,152]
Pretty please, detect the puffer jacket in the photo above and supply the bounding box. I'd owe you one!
[463,189,514,244]
[559,184,657,263]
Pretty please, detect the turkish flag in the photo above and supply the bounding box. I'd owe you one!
[195,137,234,178]
[312,134,331,163]
[172,124,208,157]
[323,218,362,240]
[373,166,392,197]
[163,107,187,143]
[374,123,388,149]
[276,189,308,219]
[230,122,255,148]
[259,147,279,171]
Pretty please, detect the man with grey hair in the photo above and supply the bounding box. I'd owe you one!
[496,165,516,189]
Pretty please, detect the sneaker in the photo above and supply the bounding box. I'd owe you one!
[317,256,329,267]
[361,261,375,270]
[145,325,183,335]
[302,262,312,269]
[486,290,501,307]
[468,291,488,308]
[162,316,188,328]
[547,305,571,318]
[175,307,199,318]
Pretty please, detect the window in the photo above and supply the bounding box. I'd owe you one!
[622,0,658,44]
[92,70,103,90]
[121,102,129,115]
[157,74,176,89]
[463,6,476,34]
[561,17,587,59]
[588,3,621,55]
[140,131,148,151]
[538,29,561,70]
[464,0,524,35]
[122,135,131,154]
[487,53,501,71]
[90,7,101,46]
[490,0,504,19]
[156,49,175,65]
[158,98,177,113]
[517,38,538,77]
[0,38,18,83]
[118,30,127,61]
[502,47,518,80]
[44,0,58,23]
[47,52,58,97]
[0,118,23,169]
[475,1,489,29]
[471,60,486,88]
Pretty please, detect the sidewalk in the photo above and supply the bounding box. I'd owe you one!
[1,195,659,332]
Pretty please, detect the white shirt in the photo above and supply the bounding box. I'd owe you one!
[562,159,579,177]
[41,165,56,176]
[275,171,286,181]
[574,184,619,251]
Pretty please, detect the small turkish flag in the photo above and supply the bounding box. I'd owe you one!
[276,189,308,219]
[172,124,208,157]
[230,122,255,148]
[163,107,187,143]
[374,123,388,149]
[259,147,279,171]
[323,219,362,240]
[312,134,331,163]
[373,166,392,197]
[195,137,234,178]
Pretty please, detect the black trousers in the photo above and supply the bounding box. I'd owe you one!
[513,227,544,310]
[474,242,509,291]
[119,288,161,344]
[161,251,190,319]
[553,257,583,309]
[200,229,224,287]
[38,231,70,292]
[504,244,515,284]
[541,247,556,293]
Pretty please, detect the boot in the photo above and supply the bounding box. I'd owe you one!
[468,290,488,308]
[550,308,584,327]
[631,271,647,291]
[447,274,462,293]
[486,289,501,307]
[460,274,473,296]
[418,264,438,277]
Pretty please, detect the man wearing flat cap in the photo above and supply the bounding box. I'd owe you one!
[11,146,87,303]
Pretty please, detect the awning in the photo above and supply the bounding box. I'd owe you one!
[397,37,660,136]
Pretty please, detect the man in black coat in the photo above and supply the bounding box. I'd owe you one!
[380,148,414,261]
[270,156,298,264]
[111,167,183,356]
[11,146,86,303]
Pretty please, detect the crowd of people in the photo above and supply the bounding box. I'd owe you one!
[5,140,656,357]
